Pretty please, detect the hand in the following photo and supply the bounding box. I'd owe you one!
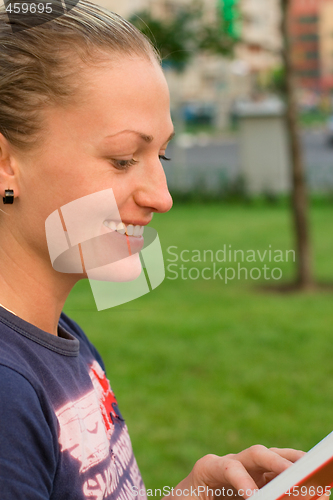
[164,446,305,500]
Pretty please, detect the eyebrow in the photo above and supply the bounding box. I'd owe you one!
[104,130,176,144]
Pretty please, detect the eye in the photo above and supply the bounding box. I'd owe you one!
[110,158,139,170]
[159,155,171,161]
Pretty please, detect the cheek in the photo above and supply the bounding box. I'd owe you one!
[20,151,84,206]
[109,170,142,209]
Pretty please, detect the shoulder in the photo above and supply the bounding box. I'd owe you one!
[0,363,57,432]
[0,362,38,401]
[0,365,58,445]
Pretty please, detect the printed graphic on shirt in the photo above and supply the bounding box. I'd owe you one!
[89,361,124,437]
[56,361,146,500]
[83,437,144,500]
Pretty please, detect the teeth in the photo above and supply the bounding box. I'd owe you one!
[116,222,126,234]
[126,224,134,236]
[104,220,144,237]
[133,225,141,237]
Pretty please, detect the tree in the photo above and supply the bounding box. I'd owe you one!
[241,1,314,290]
[281,0,314,290]
[129,1,236,72]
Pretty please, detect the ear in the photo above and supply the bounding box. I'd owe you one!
[0,133,20,200]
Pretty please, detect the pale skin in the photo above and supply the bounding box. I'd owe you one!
[0,55,173,334]
[0,53,317,499]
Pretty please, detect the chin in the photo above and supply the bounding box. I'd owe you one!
[86,253,142,282]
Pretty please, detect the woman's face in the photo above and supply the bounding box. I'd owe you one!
[12,55,174,282]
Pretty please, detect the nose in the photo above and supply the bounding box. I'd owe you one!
[134,159,173,214]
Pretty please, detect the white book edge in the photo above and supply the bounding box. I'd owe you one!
[249,431,333,500]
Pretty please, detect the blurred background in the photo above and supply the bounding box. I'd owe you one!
[93,0,333,198]
[63,0,333,493]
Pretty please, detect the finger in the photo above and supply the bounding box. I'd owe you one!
[214,457,259,499]
[269,448,305,463]
[237,445,294,475]
[196,454,259,498]
[262,471,278,484]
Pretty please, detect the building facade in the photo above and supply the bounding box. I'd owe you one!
[289,0,333,93]
[238,0,282,74]
[318,1,333,92]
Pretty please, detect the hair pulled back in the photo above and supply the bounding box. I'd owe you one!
[0,0,160,150]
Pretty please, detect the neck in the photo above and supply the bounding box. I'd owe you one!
[0,237,80,336]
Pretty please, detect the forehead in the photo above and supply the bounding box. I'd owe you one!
[85,57,169,116]
[51,56,172,144]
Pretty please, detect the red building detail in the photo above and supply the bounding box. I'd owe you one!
[289,0,333,93]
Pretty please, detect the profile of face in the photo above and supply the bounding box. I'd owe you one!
[11,55,174,284]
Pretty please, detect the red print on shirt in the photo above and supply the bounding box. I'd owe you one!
[56,361,122,472]
[89,361,123,438]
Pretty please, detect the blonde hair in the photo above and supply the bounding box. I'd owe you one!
[0,0,160,150]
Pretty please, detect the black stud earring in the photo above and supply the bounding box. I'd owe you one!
[3,189,14,204]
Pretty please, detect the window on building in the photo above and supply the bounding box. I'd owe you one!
[306,51,319,60]
[298,69,319,77]
[299,33,319,41]
[298,15,318,24]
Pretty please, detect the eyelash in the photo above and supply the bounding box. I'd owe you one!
[111,155,171,170]
[112,158,138,169]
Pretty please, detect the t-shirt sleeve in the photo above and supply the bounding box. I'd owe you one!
[0,365,57,500]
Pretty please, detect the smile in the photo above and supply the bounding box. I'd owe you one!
[103,220,144,237]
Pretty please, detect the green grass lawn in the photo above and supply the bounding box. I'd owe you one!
[64,202,333,491]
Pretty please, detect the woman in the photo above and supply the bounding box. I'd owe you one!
[0,1,304,499]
